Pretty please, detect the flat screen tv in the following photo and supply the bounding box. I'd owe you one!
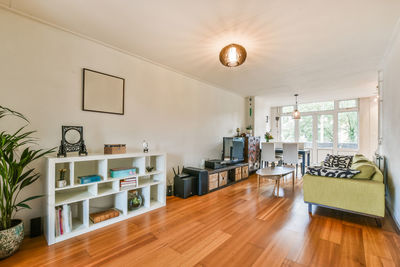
[222,137,244,163]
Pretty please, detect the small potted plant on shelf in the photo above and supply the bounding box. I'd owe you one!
[246,125,253,135]
[0,106,54,259]
[265,132,274,142]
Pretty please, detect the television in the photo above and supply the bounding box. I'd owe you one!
[222,137,245,163]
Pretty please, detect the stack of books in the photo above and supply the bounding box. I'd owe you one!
[55,205,72,236]
[120,177,137,188]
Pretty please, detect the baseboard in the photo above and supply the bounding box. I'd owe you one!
[385,197,400,234]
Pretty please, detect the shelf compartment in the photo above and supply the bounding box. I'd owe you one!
[55,200,88,237]
[145,155,165,173]
[55,185,96,205]
[98,180,119,196]
[108,157,145,177]
[89,191,127,223]
[150,183,165,207]
[55,162,73,189]
[137,173,162,188]
[74,159,107,185]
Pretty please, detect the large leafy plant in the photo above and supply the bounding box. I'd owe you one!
[0,106,54,230]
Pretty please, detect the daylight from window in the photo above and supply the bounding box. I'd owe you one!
[278,99,359,150]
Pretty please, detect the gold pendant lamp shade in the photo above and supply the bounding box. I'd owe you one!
[219,43,247,67]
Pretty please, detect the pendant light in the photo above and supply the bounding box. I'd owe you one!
[219,43,247,67]
[293,94,301,120]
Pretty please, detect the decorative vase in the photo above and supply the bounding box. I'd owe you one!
[128,190,143,211]
[0,219,24,259]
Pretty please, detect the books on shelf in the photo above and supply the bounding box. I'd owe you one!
[78,175,101,184]
[110,167,137,178]
[90,208,120,224]
[120,177,137,188]
[55,204,72,236]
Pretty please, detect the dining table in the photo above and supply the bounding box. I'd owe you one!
[274,148,311,175]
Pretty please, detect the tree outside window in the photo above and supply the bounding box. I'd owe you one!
[281,116,295,142]
[338,111,358,149]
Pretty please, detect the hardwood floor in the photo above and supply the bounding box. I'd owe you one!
[2,174,400,267]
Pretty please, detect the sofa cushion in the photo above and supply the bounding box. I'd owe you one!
[352,162,377,180]
[323,154,353,168]
[353,154,370,164]
[306,166,360,178]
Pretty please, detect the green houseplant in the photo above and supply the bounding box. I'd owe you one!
[0,106,54,259]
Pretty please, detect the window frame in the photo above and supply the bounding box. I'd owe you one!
[278,99,359,152]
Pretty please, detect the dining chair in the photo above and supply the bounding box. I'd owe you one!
[283,143,301,178]
[261,142,279,167]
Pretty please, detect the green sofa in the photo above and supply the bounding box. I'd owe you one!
[303,154,385,219]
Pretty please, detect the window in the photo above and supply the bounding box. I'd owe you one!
[299,101,334,112]
[317,114,333,148]
[281,106,294,113]
[339,99,357,109]
[281,116,295,142]
[299,115,313,148]
[338,111,358,149]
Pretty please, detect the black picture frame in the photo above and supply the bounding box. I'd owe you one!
[57,126,88,157]
[82,68,125,115]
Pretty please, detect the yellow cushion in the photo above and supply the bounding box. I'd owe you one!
[352,162,376,180]
[353,154,369,164]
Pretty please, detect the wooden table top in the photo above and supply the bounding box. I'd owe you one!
[256,166,295,177]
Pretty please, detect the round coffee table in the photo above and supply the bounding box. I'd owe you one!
[256,166,295,196]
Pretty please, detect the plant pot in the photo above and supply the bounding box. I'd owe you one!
[0,219,24,259]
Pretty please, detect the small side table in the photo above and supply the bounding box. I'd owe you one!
[256,166,295,197]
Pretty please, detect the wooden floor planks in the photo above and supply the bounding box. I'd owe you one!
[1,174,399,267]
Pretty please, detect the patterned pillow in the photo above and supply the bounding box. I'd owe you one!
[306,166,360,178]
[323,154,353,169]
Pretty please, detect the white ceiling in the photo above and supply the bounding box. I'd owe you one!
[3,0,400,99]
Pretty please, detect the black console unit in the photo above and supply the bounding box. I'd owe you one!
[182,167,208,196]
[174,174,195,199]
[174,167,209,199]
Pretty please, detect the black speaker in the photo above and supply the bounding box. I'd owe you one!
[182,167,209,196]
[174,174,195,199]
[30,217,42,238]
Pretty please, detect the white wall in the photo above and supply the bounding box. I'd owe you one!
[359,97,379,159]
[381,21,400,228]
[0,8,245,232]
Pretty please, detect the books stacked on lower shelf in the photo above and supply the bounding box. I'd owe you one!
[90,208,120,224]
[120,177,137,188]
[55,205,72,236]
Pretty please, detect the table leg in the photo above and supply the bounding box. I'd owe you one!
[257,174,260,188]
[277,178,280,197]
[307,151,310,167]
[301,152,306,176]
[292,171,295,191]
[273,180,277,195]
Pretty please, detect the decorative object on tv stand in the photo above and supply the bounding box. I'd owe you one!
[246,125,253,135]
[78,174,101,184]
[0,106,54,259]
[219,43,247,67]
[57,126,88,157]
[104,144,126,154]
[236,128,240,137]
[265,132,274,142]
[143,140,149,153]
[82,68,125,115]
[128,190,143,211]
[57,169,67,188]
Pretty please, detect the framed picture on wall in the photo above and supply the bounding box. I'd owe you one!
[82,68,125,115]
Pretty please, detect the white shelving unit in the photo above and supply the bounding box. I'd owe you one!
[45,152,166,245]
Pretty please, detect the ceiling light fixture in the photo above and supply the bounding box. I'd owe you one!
[293,94,301,120]
[219,43,247,67]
